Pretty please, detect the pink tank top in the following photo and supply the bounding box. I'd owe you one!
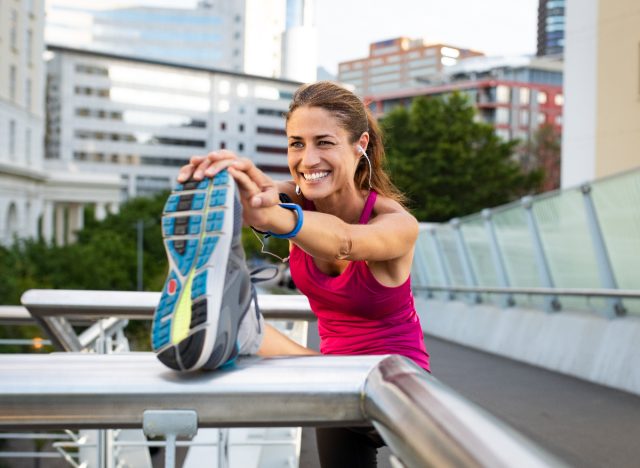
[289,191,430,371]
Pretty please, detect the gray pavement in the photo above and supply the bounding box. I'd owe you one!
[424,335,640,468]
[300,329,640,468]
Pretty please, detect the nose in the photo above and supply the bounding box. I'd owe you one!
[300,146,321,168]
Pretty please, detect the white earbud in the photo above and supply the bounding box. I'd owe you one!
[356,145,372,190]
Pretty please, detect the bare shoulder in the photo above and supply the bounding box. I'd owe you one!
[373,195,415,219]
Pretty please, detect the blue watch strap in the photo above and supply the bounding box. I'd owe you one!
[267,203,304,239]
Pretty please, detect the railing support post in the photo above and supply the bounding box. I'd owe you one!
[580,184,625,318]
[427,227,454,300]
[143,410,198,468]
[521,196,561,313]
[482,209,514,307]
[450,219,482,304]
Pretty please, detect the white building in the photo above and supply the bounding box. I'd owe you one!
[44,0,317,82]
[281,0,317,83]
[0,0,46,243]
[45,46,301,200]
[46,0,246,72]
[561,0,640,187]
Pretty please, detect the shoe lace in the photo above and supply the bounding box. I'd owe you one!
[246,265,279,333]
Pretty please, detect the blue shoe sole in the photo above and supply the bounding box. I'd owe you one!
[151,171,235,371]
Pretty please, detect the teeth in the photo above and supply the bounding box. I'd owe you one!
[303,171,329,181]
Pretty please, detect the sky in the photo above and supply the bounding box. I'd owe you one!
[314,0,539,74]
[48,0,540,75]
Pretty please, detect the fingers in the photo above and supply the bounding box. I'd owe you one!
[228,167,262,206]
[178,151,239,182]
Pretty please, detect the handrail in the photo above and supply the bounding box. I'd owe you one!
[20,290,315,321]
[0,353,564,467]
[414,284,640,298]
[16,290,315,352]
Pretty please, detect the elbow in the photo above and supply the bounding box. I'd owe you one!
[335,229,354,260]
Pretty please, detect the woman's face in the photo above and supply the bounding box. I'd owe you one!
[286,106,359,200]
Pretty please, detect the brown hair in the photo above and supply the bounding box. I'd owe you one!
[285,81,407,205]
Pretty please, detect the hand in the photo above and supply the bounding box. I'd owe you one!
[177,150,240,183]
[227,158,281,228]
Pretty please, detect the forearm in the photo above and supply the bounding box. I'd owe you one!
[254,205,352,261]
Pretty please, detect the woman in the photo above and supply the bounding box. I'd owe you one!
[177,81,429,467]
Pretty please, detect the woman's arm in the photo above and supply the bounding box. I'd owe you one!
[177,152,417,263]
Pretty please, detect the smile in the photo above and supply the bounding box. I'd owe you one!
[302,171,331,182]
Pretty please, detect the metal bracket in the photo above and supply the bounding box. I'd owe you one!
[143,410,198,468]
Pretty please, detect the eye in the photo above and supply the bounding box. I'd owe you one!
[289,141,304,149]
[318,140,334,146]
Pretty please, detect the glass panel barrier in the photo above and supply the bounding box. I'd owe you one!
[591,169,640,315]
[435,225,474,302]
[415,229,448,300]
[533,190,607,313]
[459,215,498,305]
[492,206,545,309]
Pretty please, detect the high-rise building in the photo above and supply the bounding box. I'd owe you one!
[561,0,640,187]
[0,0,46,242]
[45,46,301,201]
[537,0,565,57]
[0,0,119,247]
[281,0,317,83]
[44,0,317,81]
[45,0,247,71]
[338,37,484,96]
[366,55,564,189]
[242,0,286,78]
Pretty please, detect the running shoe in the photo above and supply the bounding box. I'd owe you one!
[151,171,254,371]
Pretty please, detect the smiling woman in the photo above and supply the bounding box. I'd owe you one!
[165,81,430,468]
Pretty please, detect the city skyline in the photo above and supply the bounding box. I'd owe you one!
[47,0,539,74]
[316,0,539,74]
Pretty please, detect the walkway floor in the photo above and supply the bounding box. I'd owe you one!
[301,333,640,468]
[425,335,640,468]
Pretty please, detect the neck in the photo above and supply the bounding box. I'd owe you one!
[313,184,368,224]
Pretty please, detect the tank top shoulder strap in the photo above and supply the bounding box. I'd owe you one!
[358,190,377,224]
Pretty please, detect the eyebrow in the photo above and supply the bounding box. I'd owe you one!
[288,134,335,140]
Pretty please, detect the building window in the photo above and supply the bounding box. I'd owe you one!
[257,126,286,136]
[554,94,564,106]
[10,9,18,50]
[256,145,287,155]
[10,66,17,101]
[496,85,511,104]
[26,30,33,63]
[519,88,530,105]
[220,141,226,149]
[9,120,17,158]
[537,91,547,104]
[25,128,31,164]
[239,124,244,132]
[25,79,32,109]
[496,108,510,125]
[238,142,244,152]
[220,122,227,131]
[520,110,529,126]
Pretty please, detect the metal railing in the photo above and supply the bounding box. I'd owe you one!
[0,353,561,468]
[413,168,640,318]
[0,289,566,467]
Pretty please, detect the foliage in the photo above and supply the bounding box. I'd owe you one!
[0,190,294,350]
[522,123,561,192]
[381,93,543,221]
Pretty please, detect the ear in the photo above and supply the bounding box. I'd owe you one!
[357,132,370,154]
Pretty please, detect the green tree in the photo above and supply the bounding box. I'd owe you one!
[382,93,542,221]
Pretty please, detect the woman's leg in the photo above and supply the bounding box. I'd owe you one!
[315,427,384,468]
[237,303,318,357]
